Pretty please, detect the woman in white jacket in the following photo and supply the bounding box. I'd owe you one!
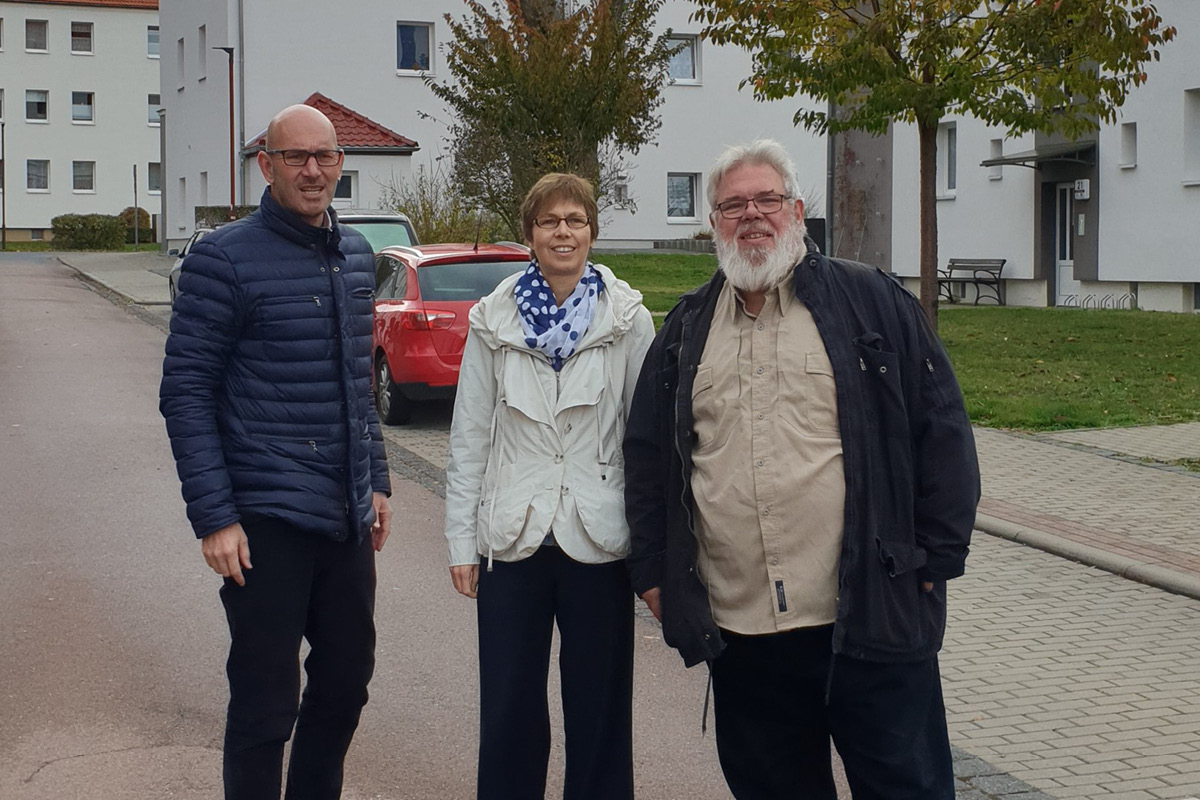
[443,173,655,800]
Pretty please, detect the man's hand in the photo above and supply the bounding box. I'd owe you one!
[201,523,252,586]
[371,492,392,552]
[450,565,479,599]
[922,581,934,592]
[640,587,662,621]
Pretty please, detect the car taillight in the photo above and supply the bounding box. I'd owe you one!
[401,310,456,330]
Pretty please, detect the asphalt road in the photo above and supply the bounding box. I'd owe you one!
[0,254,740,799]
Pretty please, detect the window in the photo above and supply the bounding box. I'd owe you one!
[1184,89,1200,183]
[148,162,162,193]
[147,25,159,58]
[176,37,185,88]
[1119,122,1137,169]
[71,91,94,122]
[335,172,356,201]
[613,175,630,208]
[666,36,699,84]
[0,158,4,192]
[667,173,699,219]
[26,19,48,51]
[396,22,431,72]
[73,160,95,192]
[937,121,957,197]
[27,159,49,191]
[177,177,187,228]
[26,90,48,121]
[0,89,4,120]
[0,18,5,51]
[988,139,1003,181]
[197,25,206,79]
[148,94,161,125]
[199,171,209,205]
[71,22,93,54]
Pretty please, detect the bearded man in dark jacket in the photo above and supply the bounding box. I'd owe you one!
[624,139,979,800]
[160,104,391,800]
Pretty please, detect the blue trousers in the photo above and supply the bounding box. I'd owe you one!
[475,546,634,800]
[711,625,954,800]
[218,518,377,800]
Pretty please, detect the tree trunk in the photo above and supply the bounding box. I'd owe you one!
[917,119,939,329]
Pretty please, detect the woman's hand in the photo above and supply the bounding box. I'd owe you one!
[450,564,479,598]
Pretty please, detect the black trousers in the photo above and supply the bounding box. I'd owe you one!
[475,546,634,800]
[218,518,377,800]
[711,625,954,800]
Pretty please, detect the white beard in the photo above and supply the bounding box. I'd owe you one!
[716,218,808,293]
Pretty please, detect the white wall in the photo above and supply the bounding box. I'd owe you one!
[161,0,826,247]
[0,1,160,233]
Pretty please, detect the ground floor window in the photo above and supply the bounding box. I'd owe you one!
[72,160,95,192]
[667,172,699,219]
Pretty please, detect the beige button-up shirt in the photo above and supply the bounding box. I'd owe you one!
[690,278,846,634]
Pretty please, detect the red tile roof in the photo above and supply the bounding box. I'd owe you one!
[11,0,159,9]
[246,93,419,152]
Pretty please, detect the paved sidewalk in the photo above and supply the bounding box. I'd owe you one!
[48,251,1200,799]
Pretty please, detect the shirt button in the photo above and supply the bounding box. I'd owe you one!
[757,323,764,331]
[757,413,764,420]
[770,556,779,566]
[755,367,764,375]
[756,459,764,467]
[762,508,770,517]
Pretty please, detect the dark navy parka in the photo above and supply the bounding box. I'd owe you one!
[160,189,390,542]
[623,245,980,668]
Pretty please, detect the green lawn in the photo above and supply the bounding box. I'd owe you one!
[597,251,1200,431]
[0,242,161,253]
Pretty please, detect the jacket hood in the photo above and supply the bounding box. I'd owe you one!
[468,262,645,351]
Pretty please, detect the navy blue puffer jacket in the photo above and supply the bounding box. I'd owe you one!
[160,189,390,542]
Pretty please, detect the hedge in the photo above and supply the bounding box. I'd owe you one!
[50,214,127,251]
[195,205,257,228]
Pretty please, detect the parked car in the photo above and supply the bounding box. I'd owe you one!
[372,242,530,425]
[339,209,419,251]
[167,227,215,304]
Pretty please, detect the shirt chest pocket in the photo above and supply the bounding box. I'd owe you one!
[803,352,840,436]
[691,365,736,455]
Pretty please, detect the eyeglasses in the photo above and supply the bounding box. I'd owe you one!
[713,193,791,219]
[534,215,590,230]
[264,148,344,167]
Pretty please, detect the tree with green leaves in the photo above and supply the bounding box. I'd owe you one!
[691,0,1176,324]
[427,0,679,240]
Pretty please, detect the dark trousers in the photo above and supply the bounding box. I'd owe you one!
[711,625,954,800]
[218,519,377,800]
[475,546,634,800]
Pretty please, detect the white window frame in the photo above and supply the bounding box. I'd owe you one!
[396,21,433,75]
[148,162,162,195]
[71,91,95,123]
[1183,89,1200,186]
[0,18,5,52]
[148,93,161,126]
[334,171,357,205]
[666,35,700,86]
[70,21,93,55]
[27,159,50,192]
[72,160,96,193]
[197,25,207,80]
[176,37,186,90]
[26,19,48,52]
[988,139,1003,181]
[26,89,49,123]
[147,25,159,58]
[666,172,701,222]
[937,121,957,199]
[1119,122,1137,170]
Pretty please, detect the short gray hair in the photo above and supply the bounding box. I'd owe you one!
[706,139,802,210]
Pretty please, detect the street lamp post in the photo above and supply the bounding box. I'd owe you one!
[214,46,236,222]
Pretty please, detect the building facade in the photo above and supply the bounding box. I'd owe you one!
[0,0,160,241]
[157,0,828,250]
[884,0,1200,313]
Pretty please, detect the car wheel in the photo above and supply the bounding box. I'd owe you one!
[375,353,412,425]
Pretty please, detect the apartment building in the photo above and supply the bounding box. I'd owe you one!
[0,0,160,241]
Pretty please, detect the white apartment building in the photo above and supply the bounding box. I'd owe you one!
[0,0,161,241]
[887,0,1200,312]
[157,0,828,250]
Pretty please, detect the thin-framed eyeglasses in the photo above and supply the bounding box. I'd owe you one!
[534,215,590,230]
[713,193,791,220]
[264,148,344,167]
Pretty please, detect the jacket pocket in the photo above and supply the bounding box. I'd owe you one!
[478,464,555,555]
[573,473,630,556]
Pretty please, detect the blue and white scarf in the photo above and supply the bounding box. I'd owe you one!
[514,261,605,371]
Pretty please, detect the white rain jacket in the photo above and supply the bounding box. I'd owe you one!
[443,263,656,567]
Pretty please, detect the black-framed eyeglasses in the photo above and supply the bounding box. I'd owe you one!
[534,215,590,230]
[713,193,791,219]
[264,148,344,167]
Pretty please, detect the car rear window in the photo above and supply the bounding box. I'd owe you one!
[417,261,526,301]
[343,220,417,250]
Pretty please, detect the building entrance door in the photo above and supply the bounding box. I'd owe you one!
[1055,183,1080,306]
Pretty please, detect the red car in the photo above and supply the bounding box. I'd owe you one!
[372,242,531,424]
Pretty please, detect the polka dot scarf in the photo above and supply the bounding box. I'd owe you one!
[514,260,605,372]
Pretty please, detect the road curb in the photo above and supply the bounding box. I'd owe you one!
[975,511,1200,601]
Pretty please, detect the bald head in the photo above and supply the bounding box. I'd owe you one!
[265,104,337,151]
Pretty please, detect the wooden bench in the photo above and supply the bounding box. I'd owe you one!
[937,258,1006,305]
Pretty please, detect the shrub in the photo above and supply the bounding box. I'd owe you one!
[377,163,506,244]
[119,206,155,243]
[195,205,256,228]
[51,214,126,250]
